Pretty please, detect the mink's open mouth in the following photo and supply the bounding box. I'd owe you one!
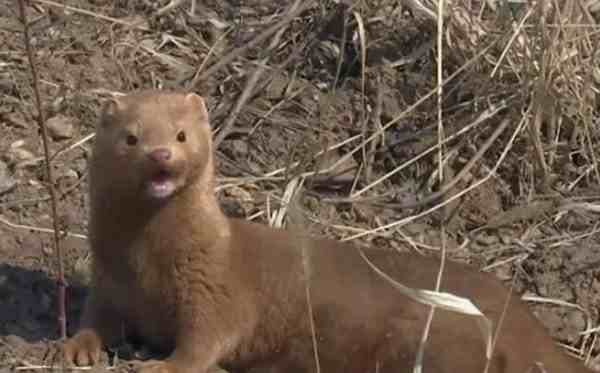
[146,169,177,199]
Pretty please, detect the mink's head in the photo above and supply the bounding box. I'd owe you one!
[91,90,213,204]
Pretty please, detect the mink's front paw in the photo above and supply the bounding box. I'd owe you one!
[63,329,103,366]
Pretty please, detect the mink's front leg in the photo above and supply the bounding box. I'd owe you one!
[63,292,124,366]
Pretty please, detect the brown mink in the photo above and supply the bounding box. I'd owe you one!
[63,90,592,373]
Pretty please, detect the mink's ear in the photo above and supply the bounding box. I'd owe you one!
[98,96,125,128]
[184,93,208,123]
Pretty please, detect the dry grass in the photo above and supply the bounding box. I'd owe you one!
[2,0,600,371]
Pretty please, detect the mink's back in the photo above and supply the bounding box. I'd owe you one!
[226,219,583,373]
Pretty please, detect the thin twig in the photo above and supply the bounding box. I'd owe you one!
[0,216,87,244]
[17,0,67,340]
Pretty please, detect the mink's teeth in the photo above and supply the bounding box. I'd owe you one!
[146,174,176,199]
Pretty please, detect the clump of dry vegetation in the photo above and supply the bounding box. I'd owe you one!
[1,0,600,371]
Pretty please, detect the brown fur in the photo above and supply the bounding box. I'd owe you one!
[63,90,592,373]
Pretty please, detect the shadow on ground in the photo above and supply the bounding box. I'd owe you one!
[0,263,87,343]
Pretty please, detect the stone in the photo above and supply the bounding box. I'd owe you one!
[5,112,28,129]
[0,161,17,195]
[46,114,75,140]
[8,147,35,167]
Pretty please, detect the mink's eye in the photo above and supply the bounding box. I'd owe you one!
[126,134,138,146]
[177,130,186,143]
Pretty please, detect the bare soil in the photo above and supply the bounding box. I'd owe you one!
[1,1,599,371]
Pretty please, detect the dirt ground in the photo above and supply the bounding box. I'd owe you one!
[1,0,599,372]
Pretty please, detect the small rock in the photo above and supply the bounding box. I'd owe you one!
[223,185,254,216]
[42,245,53,256]
[46,114,74,140]
[10,140,25,149]
[0,161,16,195]
[58,169,80,189]
[4,334,26,348]
[0,73,14,93]
[7,148,38,169]
[60,168,79,180]
[5,112,28,129]
[74,155,89,170]
[231,139,248,157]
[9,147,35,164]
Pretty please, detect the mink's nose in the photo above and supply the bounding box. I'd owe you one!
[148,148,172,162]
